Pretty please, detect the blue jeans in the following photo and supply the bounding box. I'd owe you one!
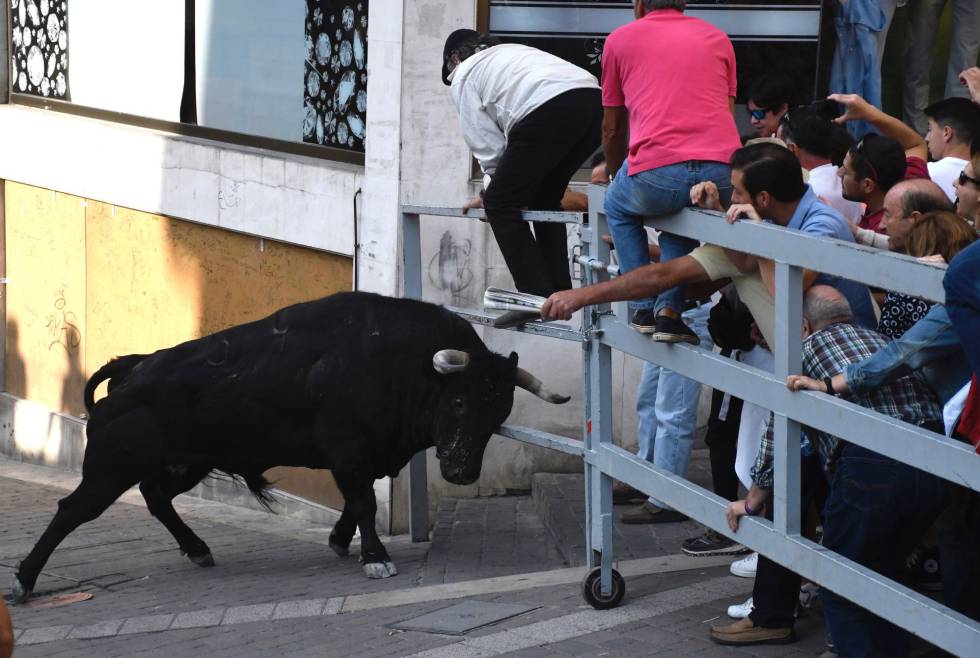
[820,443,946,658]
[605,161,732,314]
[944,240,980,379]
[635,303,714,509]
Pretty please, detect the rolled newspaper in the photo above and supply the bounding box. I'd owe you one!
[483,287,546,314]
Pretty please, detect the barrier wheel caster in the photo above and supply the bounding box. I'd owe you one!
[582,566,625,609]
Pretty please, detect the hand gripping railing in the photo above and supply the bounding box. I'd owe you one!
[401,186,980,654]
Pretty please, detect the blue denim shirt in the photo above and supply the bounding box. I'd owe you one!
[844,304,972,403]
[829,0,885,138]
[787,186,878,330]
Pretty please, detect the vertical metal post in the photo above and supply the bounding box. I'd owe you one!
[586,187,615,593]
[774,262,803,535]
[581,204,596,569]
[403,211,429,542]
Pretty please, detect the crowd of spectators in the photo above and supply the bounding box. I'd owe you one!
[445,1,979,655]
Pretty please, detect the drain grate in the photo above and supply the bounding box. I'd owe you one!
[388,600,538,636]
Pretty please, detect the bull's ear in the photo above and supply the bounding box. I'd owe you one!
[508,351,518,366]
[433,349,470,374]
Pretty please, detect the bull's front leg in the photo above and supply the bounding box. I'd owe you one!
[334,473,397,579]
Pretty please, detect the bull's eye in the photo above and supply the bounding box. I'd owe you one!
[452,397,467,416]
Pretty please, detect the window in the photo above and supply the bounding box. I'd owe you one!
[478,0,824,103]
[8,0,369,161]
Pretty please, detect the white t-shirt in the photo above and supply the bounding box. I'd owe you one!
[449,44,599,184]
[928,157,968,202]
[808,163,863,225]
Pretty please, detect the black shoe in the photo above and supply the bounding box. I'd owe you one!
[492,310,539,329]
[629,309,658,334]
[904,544,943,591]
[651,314,700,345]
[682,530,749,557]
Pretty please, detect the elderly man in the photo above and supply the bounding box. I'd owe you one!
[853,178,953,252]
[720,286,945,655]
[442,30,601,326]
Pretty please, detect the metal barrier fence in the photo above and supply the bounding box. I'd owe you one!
[401,184,980,656]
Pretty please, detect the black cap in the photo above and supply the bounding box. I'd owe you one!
[442,29,478,86]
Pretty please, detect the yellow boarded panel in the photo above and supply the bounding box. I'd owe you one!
[4,182,88,417]
[84,200,352,509]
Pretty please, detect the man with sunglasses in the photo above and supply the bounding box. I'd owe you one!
[746,75,796,139]
[952,134,980,229]
[953,163,980,230]
[838,134,908,233]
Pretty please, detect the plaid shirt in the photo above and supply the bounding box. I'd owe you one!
[751,322,942,489]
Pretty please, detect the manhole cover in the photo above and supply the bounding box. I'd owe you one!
[25,592,93,609]
[388,600,538,635]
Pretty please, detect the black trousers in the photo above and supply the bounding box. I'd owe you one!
[704,349,742,502]
[749,454,829,629]
[483,87,602,297]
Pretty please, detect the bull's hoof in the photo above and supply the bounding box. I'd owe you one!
[10,573,31,604]
[362,561,398,579]
[187,552,215,568]
[329,540,350,558]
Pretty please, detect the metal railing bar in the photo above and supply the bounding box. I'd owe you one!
[575,255,620,277]
[593,208,948,303]
[445,307,583,342]
[592,443,980,656]
[400,205,586,225]
[598,318,980,492]
[497,425,585,456]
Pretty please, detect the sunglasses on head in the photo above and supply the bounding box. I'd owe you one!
[749,108,771,121]
[959,170,980,187]
[852,137,879,183]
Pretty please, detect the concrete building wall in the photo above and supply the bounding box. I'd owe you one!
[385,1,661,533]
[0,1,676,534]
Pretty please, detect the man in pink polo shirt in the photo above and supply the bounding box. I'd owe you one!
[602,0,741,526]
[603,0,741,342]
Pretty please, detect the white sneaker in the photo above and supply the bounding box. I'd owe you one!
[730,551,758,578]
[727,596,754,619]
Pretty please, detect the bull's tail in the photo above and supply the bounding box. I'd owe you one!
[243,472,277,510]
[211,470,277,511]
[83,354,149,413]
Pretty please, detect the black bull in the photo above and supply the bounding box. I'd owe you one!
[11,292,569,602]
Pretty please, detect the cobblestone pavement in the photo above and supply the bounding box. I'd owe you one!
[0,458,848,656]
[532,452,716,566]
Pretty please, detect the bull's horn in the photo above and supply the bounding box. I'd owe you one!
[516,367,571,404]
[433,349,470,374]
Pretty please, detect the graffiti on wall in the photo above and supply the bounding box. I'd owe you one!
[303,0,368,152]
[10,0,70,99]
[428,231,474,307]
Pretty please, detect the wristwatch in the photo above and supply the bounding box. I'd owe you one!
[823,376,836,396]
[744,500,761,516]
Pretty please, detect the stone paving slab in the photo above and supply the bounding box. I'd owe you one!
[0,458,945,658]
[532,458,717,567]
